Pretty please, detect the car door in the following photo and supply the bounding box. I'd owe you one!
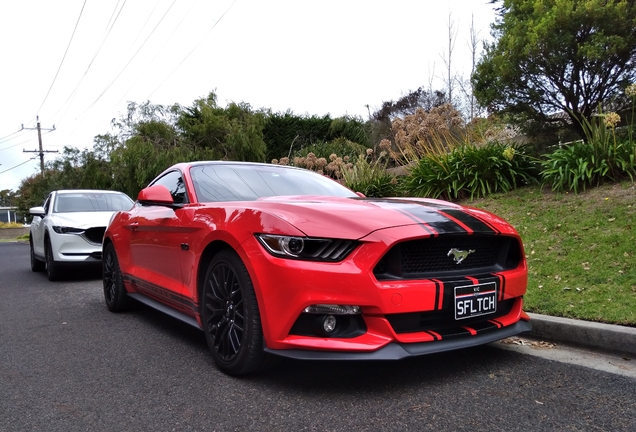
[31,193,52,257]
[128,171,195,312]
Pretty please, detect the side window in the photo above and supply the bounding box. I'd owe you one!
[152,171,188,204]
[43,194,52,215]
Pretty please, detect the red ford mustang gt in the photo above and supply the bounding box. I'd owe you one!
[103,161,531,375]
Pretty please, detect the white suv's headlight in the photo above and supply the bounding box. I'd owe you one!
[255,234,357,262]
[52,226,84,234]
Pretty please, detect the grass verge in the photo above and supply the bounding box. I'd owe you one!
[464,181,636,326]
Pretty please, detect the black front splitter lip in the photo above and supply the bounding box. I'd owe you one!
[265,320,532,361]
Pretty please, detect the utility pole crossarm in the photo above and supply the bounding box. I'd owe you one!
[22,116,57,176]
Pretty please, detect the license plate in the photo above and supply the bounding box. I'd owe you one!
[454,282,497,320]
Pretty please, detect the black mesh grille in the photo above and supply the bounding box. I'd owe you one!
[374,235,521,280]
[82,227,106,245]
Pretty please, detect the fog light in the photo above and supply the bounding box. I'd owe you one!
[323,315,337,333]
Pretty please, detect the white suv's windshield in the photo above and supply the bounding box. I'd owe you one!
[53,193,133,213]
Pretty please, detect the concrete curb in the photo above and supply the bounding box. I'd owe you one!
[526,312,636,358]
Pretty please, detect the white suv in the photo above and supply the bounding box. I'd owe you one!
[29,189,134,281]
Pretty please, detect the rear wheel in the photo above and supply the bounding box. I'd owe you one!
[30,237,45,272]
[103,242,129,312]
[201,250,273,375]
[45,237,61,281]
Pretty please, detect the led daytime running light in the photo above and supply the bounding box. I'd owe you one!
[303,304,361,315]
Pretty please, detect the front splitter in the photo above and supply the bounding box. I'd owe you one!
[265,320,533,360]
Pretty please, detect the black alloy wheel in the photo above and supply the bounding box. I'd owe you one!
[45,237,61,281]
[30,237,45,272]
[202,250,273,375]
[103,242,129,312]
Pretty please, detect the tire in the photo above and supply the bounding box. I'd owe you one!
[30,237,45,272]
[201,250,274,375]
[45,237,62,281]
[103,242,129,312]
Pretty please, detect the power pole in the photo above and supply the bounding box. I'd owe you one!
[22,116,57,176]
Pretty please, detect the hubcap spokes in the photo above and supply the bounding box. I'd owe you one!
[205,263,245,361]
[103,251,116,301]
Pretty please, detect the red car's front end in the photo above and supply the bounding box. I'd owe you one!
[228,197,531,360]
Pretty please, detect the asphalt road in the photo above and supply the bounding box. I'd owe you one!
[1,242,635,432]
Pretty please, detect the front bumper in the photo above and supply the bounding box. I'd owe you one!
[240,228,530,354]
[265,319,532,360]
[50,232,103,263]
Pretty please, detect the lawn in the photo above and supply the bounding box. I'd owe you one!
[464,181,636,326]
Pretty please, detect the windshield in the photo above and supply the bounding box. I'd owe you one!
[53,192,134,213]
[190,164,357,202]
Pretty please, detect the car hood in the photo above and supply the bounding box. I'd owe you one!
[247,196,512,239]
[49,211,117,229]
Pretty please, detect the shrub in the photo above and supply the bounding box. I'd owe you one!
[0,222,25,229]
[341,153,399,198]
[540,108,636,193]
[404,142,539,200]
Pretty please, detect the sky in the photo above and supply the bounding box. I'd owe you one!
[0,0,497,192]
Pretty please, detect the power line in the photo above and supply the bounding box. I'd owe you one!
[0,129,54,152]
[30,0,87,124]
[146,0,239,100]
[110,0,202,112]
[71,0,179,124]
[0,137,34,152]
[48,0,129,124]
[0,157,36,175]
[0,129,24,143]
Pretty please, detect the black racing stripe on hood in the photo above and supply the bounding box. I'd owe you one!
[369,199,467,235]
[380,199,500,235]
[438,208,500,235]
[391,207,437,236]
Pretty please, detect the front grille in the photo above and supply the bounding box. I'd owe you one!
[374,235,521,280]
[82,227,106,245]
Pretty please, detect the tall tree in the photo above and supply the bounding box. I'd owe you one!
[473,0,636,136]
[439,11,459,106]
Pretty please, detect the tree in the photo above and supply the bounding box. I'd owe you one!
[439,11,459,106]
[177,93,267,162]
[369,87,448,151]
[456,14,486,122]
[473,0,636,137]
[0,189,16,207]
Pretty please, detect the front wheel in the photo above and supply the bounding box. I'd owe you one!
[30,237,45,272]
[103,242,129,312]
[45,237,61,281]
[201,250,273,375]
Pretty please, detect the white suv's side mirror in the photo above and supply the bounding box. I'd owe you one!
[29,206,46,217]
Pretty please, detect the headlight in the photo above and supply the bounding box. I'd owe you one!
[52,226,85,234]
[255,234,357,262]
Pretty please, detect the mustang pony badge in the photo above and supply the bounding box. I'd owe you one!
[447,248,475,264]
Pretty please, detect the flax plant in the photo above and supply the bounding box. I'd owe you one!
[541,106,636,193]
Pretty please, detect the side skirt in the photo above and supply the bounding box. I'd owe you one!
[127,292,202,330]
